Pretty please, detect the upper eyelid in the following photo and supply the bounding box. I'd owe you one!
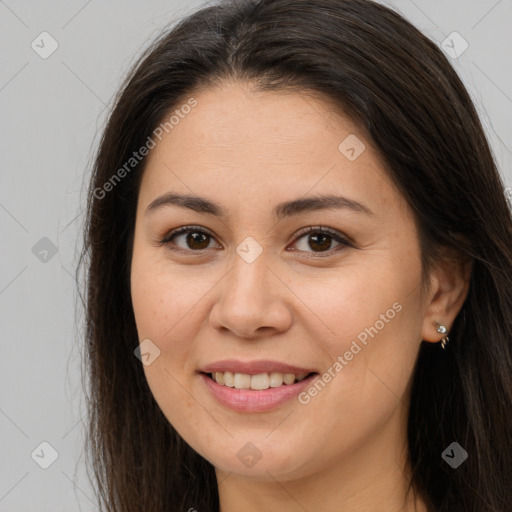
[294,225,350,241]
[164,225,351,248]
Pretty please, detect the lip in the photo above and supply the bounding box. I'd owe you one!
[199,372,318,413]
[200,359,315,375]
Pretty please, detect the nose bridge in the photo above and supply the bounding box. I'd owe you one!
[210,241,292,337]
[226,243,273,310]
[224,231,272,294]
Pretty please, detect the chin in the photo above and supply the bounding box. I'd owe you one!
[192,434,318,481]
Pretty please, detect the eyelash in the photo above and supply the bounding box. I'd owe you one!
[159,225,353,258]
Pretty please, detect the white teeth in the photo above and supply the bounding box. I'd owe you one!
[211,371,311,390]
[250,373,270,390]
[269,372,284,387]
[283,373,295,385]
[223,371,234,387]
[234,373,251,389]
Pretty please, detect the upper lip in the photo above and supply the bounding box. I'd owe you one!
[201,359,316,375]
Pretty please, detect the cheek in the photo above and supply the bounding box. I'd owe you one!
[303,255,423,404]
[131,248,204,347]
[130,248,223,410]
[305,260,408,341]
[130,263,203,429]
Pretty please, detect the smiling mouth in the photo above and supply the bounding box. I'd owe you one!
[203,371,318,391]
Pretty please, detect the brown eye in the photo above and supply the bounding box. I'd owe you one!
[291,226,351,256]
[180,231,211,250]
[305,233,334,252]
[163,226,220,252]
[161,225,351,257]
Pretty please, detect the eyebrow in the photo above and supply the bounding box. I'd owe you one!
[145,192,374,219]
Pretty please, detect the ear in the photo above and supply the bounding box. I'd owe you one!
[421,246,472,344]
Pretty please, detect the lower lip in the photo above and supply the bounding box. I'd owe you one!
[200,373,318,412]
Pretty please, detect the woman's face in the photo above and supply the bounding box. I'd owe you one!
[130,82,433,482]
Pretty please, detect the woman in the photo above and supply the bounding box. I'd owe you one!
[79,0,512,510]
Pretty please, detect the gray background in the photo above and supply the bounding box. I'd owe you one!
[1,0,510,510]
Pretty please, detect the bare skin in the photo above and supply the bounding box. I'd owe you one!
[130,81,470,511]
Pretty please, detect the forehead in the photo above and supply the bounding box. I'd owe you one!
[158,83,360,157]
[137,82,400,218]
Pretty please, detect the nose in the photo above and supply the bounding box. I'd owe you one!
[209,251,293,340]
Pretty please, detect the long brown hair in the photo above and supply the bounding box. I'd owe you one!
[79,0,512,510]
